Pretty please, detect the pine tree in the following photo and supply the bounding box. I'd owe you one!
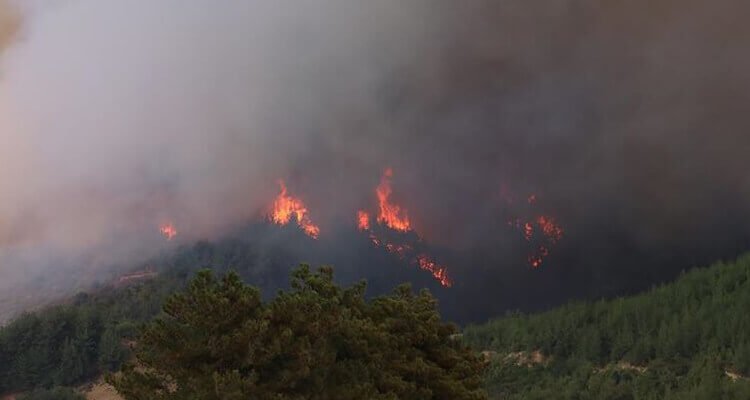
[55,338,85,386]
[98,326,127,372]
[109,266,488,399]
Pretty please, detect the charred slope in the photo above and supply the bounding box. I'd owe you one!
[464,254,750,399]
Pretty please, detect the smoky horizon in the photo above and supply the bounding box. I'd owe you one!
[1,0,750,323]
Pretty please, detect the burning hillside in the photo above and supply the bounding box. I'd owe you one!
[506,193,565,268]
[159,223,178,240]
[2,0,750,328]
[256,169,568,288]
[269,180,320,239]
[357,169,453,287]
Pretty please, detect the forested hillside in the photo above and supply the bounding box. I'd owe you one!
[0,234,475,397]
[0,236,287,394]
[464,254,750,399]
[4,243,750,398]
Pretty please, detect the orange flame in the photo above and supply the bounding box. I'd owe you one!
[160,223,178,240]
[357,168,452,288]
[417,254,453,287]
[376,168,411,232]
[270,180,320,239]
[357,210,371,231]
[505,192,564,269]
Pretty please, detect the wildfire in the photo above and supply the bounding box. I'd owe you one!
[537,216,563,244]
[506,192,564,268]
[376,168,411,232]
[160,223,178,240]
[270,180,320,239]
[357,210,371,231]
[524,222,534,241]
[357,168,453,288]
[417,255,453,288]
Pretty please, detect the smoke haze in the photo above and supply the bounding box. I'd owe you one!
[1,0,750,322]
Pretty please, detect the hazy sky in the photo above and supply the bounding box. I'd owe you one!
[2,0,750,321]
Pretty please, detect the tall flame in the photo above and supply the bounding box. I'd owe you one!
[271,180,320,239]
[160,223,178,240]
[358,168,452,287]
[376,168,411,232]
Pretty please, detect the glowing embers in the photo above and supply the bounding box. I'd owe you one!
[357,210,371,231]
[159,222,178,240]
[507,194,564,269]
[270,180,320,239]
[358,169,453,288]
[416,254,452,288]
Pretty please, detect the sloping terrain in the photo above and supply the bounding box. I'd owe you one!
[464,254,750,399]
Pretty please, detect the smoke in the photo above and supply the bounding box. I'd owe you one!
[0,1,19,54]
[1,0,750,322]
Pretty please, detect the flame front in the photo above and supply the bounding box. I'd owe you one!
[417,255,453,288]
[357,168,452,288]
[376,168,411,232]
[160,223,178,240]
[270,180,320,239]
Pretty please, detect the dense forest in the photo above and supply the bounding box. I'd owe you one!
[0,234,301,393]
[0,236,482,397]
[464,254,750,399]
[3,241,750,398]
[110,266,486,399]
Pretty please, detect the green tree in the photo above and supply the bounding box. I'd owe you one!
[55,338,85,386]
[98,326,128,372]
[110,265,487,399]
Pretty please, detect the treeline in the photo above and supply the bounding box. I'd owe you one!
[464,254,750,399]
[110,267,487,399]
[0,278,170,392]
[0,240,232,393]
[0,234,342,394]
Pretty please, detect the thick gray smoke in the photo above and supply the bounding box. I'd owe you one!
[1,0,750,321]
[0,1,18,53]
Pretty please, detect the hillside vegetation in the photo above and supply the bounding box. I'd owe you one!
[110,266,486,399]
[464,254,750,399]
[0,239,486,398]
[0,239,260,394]
[4,241,750,398]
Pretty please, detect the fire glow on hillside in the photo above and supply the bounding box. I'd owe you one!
[270,180,321,239]
[262,172,564,286]
[507,195,564,268]
[376,168,411,232]
[159,223,178,240]
[358,169,453,288]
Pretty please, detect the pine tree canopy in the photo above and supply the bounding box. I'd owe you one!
[109,265,487,400]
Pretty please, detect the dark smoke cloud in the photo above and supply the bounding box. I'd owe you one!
[2,0,750,322]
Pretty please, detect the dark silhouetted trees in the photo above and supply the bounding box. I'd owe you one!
[110,266,487,399]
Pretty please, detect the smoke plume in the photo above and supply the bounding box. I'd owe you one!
[1,0,750,322]
[0,0,19,61]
